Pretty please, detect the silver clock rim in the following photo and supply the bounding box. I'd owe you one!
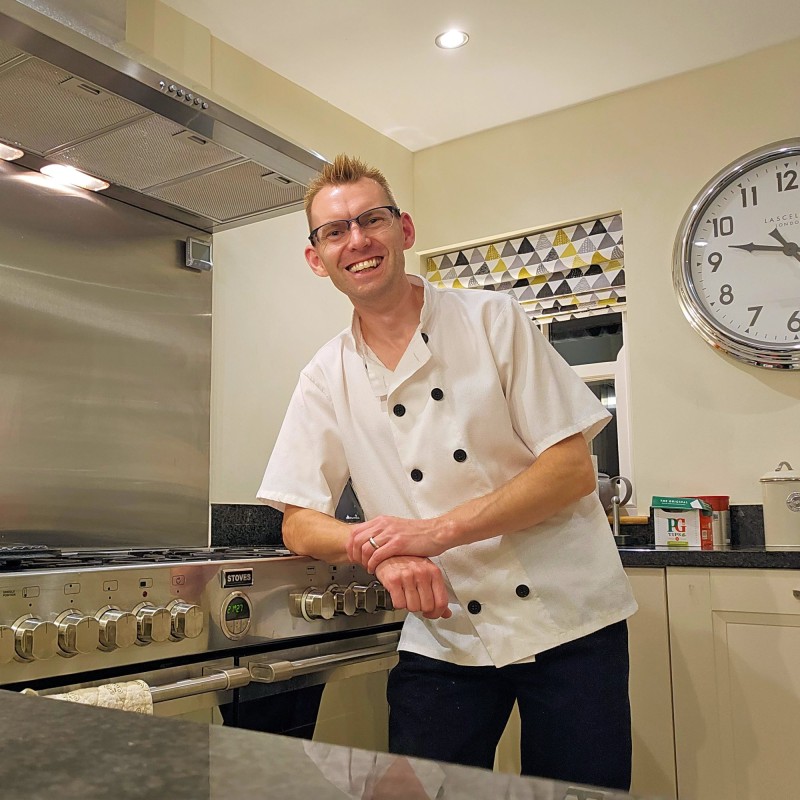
[672,137,800,370]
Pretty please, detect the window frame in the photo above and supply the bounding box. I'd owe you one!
[539,311,636,513]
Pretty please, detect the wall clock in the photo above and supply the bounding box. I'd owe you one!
[673,138,800,369]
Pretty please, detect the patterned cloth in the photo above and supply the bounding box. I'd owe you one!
[26,680,153,714]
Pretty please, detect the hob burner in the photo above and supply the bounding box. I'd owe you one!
[0,545,294,572]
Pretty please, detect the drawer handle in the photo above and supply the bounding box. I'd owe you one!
[794,590,800,599]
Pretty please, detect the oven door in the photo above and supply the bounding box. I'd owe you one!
[24,628,400,750]
[230,629,400,751]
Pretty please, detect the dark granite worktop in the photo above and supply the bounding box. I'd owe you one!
[0,689,651,799]
[211,502,800,570]
[618,545,800,569]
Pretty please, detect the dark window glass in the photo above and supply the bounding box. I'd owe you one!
[548,312,623,367]
[587,380,619,477]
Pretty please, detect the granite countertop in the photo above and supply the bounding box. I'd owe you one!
[618,544,800,569]
[0,689,653,800]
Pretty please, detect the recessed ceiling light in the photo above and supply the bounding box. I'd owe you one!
[435,30,469,49]
[0,143,24,161]
[40,163,109,192]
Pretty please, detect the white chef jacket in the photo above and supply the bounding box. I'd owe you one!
[258,275,637,667]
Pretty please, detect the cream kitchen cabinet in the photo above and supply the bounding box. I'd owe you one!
[668,567,800,800]
[625,568,677,799]
[494,568,677,799]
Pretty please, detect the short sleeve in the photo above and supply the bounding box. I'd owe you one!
[491,298,611,457]
[256,372,349,516]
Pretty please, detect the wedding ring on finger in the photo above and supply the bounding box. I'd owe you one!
[368,536,380,550]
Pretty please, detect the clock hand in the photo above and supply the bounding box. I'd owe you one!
[767,227,800,263]
[768,228,791,246]
[729,243,786,252]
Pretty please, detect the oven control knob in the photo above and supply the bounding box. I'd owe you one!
[167,600,203,640]
[132,603,171,644]
[349,582,379,613]
[329,584,357,616]
[96,606,137,650]
[11,615,58,661]
[369,581,394,611]
[289,587,335,621]
[55,610,100,656]
[0,625,16,664]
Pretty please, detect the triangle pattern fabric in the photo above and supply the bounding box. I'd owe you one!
[424,213,625,323]
[501,241,517,259]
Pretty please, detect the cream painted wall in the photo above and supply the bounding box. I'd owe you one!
[209,211,354,501]
[413,39,800,506]
[125,1,414,502]
[129,1,798,506]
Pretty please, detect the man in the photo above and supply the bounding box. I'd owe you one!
[258,154,638,790]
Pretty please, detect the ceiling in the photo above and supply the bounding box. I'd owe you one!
[162,0,800,152]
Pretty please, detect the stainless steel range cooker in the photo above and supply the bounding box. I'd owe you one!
[0,544,404,730]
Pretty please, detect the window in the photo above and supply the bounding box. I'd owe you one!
[420,212,635,510]
[538,311,634,508]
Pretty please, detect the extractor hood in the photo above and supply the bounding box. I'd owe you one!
[0,1,327,232]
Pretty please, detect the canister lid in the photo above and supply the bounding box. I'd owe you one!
[760,461,799,482]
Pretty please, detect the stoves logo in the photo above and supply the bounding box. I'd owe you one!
[221,569,253,588]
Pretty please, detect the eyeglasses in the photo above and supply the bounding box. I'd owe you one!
[309,205,400,246]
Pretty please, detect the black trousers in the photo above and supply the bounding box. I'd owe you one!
[387,620,632,791]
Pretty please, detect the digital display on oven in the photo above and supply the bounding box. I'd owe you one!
[225,597,250,622]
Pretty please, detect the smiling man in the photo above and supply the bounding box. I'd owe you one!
[257,154,637,791]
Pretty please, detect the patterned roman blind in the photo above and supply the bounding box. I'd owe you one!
[424,214,624,323]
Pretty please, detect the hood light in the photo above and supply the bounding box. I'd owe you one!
[435,30,469,49]
[40,164,109,192]
[0,143,24,161]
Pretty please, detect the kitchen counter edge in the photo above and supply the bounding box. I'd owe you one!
[619,545,800,569]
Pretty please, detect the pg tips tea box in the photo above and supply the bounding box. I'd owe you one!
[652,496,714,548]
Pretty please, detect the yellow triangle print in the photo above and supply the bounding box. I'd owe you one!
[428,271,442,283]
[560,242,577,258]
[486,244,501,261]
[492,258,507,273]
[427,257,438,272]
[517,267,532,279]
[591,252,609,264]
[571,254,587,268]
[452,278,466,289]
[553,229,570,246]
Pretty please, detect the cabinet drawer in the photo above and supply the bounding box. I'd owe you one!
[710,569,800,614]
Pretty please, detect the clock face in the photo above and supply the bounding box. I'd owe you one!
[674,139,800,369]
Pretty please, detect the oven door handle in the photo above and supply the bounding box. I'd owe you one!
[248,641,399,684]
[149,666,251,704]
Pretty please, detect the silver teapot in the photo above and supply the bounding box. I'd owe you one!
[597,473,633,513]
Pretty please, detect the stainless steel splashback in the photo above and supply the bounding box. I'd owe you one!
[0,0,327,232]
[0,159,211,548]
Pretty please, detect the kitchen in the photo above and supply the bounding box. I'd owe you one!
[2,1,800,799]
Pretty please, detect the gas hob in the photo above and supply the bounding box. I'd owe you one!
[0,544,296,571]
[0,545,401,686]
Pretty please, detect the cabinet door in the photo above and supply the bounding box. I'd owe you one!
[626,568,677,800]
[669,567,800,800]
